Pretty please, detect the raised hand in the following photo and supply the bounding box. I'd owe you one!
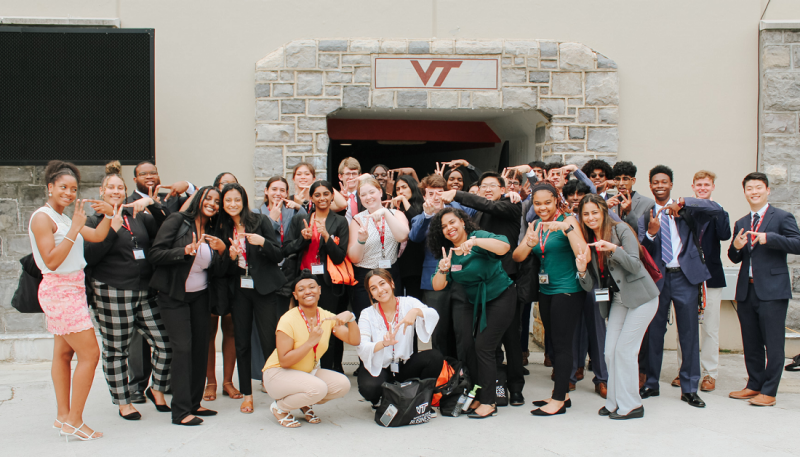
[184,232,201,256]
[524,221,540,248]
[606,195,620,209]
[205,235,227,254]
[386,171,396,196]
[540,220,569,232]
[123,197,153,218]
[294,186,310,205]
[148,185,162,204]
[71,199,88,227]
[269,200,283,222]
[441,189,456,203]
[520,180,531,201]
[244,233,266,247]
[228,237,241,260]
[434,162,445,176]
[110,204,123,231]
[165,181,190,201]
[301,219,313,240]
[437,247,453,272]
[733,228,748,250]
[323,311,354,328]
[369,207,387,223]
[382,324,399,347]
[422,197,436,216]
[664,198,683,219]
[457,236,477,256]
[588,239,617,252]
[283,198,302,211]
[446,159,469,169]
[619,192,632,214]
[396,308,421,335]
[745,230,767,245]
[88,199,114,217]
[315,219,329,242]
[647,209,661,236]
[575,245,590,272]
[507,191,521,204]
[356,217,369,243]
[307,320,324,347]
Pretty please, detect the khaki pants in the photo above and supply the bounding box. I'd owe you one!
[263,367,350,411]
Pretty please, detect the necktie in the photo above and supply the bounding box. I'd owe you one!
[349,194,357,218]
[660,209,673,264]
[751,213,760,248]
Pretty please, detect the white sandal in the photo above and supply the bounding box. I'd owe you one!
[269,401,300,428]
[53,419,64,430]
[301,405,321,424]
[60,422,102,442]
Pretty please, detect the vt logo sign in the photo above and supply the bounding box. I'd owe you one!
[374,57,499,90]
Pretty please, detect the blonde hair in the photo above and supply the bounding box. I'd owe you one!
[693,170,716,183]
[338,157,361,175]
[358,176,382,194]
[101,160,126,196]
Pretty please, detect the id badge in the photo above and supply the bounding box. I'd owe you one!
[451,264,462,272]
[538,273,550,285]
[310,361,320,376]
[240,276,254,289]
[390,362,400,373]
[311,264,324,275]
[133,249,146,260]
[594,288,610,302]
[378,259,392,269]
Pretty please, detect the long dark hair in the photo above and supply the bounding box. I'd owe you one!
[394,175,423,215]
[576,194,619,267]
[309,180,334,213]
[363,268,395,305]
[427,207,481,258]
[217,183,260,244]
[181,186,220,230]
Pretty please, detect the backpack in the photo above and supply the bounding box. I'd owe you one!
[326,236,358,286]
[435,357,472,416]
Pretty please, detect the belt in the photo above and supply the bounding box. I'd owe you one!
[666,267,682,273]
[749,278,754,284]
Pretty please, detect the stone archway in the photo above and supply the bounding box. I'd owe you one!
[253,38,619,194]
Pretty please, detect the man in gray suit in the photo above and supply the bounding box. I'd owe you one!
[609,161,654,237]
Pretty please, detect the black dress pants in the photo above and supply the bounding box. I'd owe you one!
[499,301,525,394]
[402,275,423,301]
[539,291,585,401]
[423,288,458,359]
[738,283,789,397]
[231,285,284,396]
[357,349,445,404]
[453,285,516,405]
[158,290,210,422]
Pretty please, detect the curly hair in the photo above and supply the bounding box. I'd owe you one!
[649,165,673,183]
[612,161,637,178]
[427,207,481,258]
[581,159,613,180]
[530,179,570,215]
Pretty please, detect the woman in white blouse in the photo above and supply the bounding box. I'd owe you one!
[356,269,443,406]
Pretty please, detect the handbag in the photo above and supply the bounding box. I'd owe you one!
[494,364,509,407]
[638,244,662,283]
[434,357,472,416]
[327,236,358,286]
[12,254,43,314]
[374,377,436,427]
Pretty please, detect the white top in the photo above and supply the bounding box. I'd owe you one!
[354,209,400,269]
[646,199,683,268]
[28,205,86,274]
[356,296,439,377]
[185,243,212,292]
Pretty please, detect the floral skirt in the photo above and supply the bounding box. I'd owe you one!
[38,271,94,336]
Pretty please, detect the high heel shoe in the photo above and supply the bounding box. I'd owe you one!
[531,405,567,416]
[146,387,171,413]
[53,419,64,430]
[532,398,571,408]
[60,422,102,442]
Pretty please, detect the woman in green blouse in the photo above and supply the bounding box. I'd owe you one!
[513,181,587,417]
[429,207,515,419]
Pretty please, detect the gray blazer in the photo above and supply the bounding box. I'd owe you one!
[578,222,659,316]
[611,191,654,237]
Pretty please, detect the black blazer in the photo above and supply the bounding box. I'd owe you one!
[221,213,286,296]
[148,212,223,302]
[126,191,186,217]
[698,205,731,288]
[453,191,522,276]
[728,205,800,301]
[283,211,349,288]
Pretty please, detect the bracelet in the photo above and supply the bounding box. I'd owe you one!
[527,242,535,249]
[104,213,113,219]
[64,236,75,244]
[357,239,366,245]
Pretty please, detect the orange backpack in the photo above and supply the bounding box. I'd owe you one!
[326,236,358,286]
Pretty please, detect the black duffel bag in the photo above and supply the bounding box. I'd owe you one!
[436,357,472,417]
[374,377,436,427]
[12,254,43,314]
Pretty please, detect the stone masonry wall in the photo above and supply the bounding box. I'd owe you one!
[0,165,104,361]
[253,39,619,196]
[760,28,800,329]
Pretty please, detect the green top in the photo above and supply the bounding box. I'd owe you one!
[438,230,513,332]
[530,214,582,294]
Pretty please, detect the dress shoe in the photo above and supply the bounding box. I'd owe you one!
[575,367,585,381]
[532,398,571,408]
[729,388,760,400]
[749,394,776,407]
[638,373,646,389]
[681,392,706,408]
[119,410,141,421]
[671,376,681,387]
[544,354,553,367]
[531,405,567,416]
[522,366,530,376]
[146,387,171,413]
[130,390,146,404]
[610,406,644,420]
[510,391,525,406]
[568,382,576,391]
[173,417,203,426]
[522,351,530,367]
[640,387,660,399]
[700,376,715,392]
[192,409,218,416]
[595,382,607,399]
[598,406,613,416]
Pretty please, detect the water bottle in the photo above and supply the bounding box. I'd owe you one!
[452,384,481,417]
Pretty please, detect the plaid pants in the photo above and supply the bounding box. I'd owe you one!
[92,280,172,405]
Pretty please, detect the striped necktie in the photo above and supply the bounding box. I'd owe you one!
[660,210,673,264]
[751,213,760,248]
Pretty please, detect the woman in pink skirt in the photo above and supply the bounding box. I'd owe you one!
[29,161,115,442]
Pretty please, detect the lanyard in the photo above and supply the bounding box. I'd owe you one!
[234,228,248,270]
[311,216,321,264]
[538,211,561,260]
[378,298,400,361]
[121,215,140,249]
[750,205,768,247]
[298,307,320,365]
[377,215,386,258]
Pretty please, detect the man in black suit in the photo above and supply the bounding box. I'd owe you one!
[126,160,196,402]
[728,172,800,407]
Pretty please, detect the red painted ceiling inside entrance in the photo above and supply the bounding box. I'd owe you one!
[326,119,501,143]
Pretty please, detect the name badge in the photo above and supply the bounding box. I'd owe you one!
[310,360,320,376]
[594,288,610,302]
[390,362,400,373]
[538,273,550,285]
[451,264,462,272]
[378,259,392,269]
[240,276,254,289]
[311,264,324,275]
[133,249,146,260]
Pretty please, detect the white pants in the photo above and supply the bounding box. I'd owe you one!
[605,294,659,415]
[676,287,721,379]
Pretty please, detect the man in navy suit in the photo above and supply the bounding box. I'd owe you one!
[638,165,723,408]
[728,172,800,407]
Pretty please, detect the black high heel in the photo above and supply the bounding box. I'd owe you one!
[531,405,567,416]
[146,387,171,413]
[531,398,571,408]
[119,410,141,421]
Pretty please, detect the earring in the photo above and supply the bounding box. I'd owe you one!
[48,192,52,197]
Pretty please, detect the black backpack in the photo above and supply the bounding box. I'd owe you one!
[435,357,472,417]
[11,254,43,314]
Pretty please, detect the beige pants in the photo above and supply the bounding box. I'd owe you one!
[263,367,351,411]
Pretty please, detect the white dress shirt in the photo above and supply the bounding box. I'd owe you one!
[748,203,769,278]
[357,296,439,377]
[646,199,682,268]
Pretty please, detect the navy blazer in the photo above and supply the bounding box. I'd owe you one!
[728,205,800,301]
[638,198,723,290]
[698,205,731,288]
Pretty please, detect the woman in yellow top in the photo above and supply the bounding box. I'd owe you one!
[262,270,360,428]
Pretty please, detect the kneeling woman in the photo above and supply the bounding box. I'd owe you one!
[262,271,360,428]
[356,269,443,406]
[429,208,515,419]
[576,195,658,420]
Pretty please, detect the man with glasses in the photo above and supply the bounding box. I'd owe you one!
[337,157,363,223]
[581,159,615,199]
[609,161,654,237]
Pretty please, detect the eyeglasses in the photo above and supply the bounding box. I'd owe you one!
[589,173,605,179]
[479,184,501,190]
[506,181,520,186]
[136,171,158,177]
[341,172,359,177]
[615,177,633,183]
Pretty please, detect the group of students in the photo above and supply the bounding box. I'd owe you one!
[29,153,800,439]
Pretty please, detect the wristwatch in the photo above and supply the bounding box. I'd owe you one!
[564,225,575,235]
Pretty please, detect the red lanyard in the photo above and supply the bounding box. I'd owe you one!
[234,228,248,267]
[538,211,561,260]
[751,205,767,247]
[377,215,386,257]
[378,298,400,358]
[298,307,320,364]
[311,217,321,263]
[121,215,133,234]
